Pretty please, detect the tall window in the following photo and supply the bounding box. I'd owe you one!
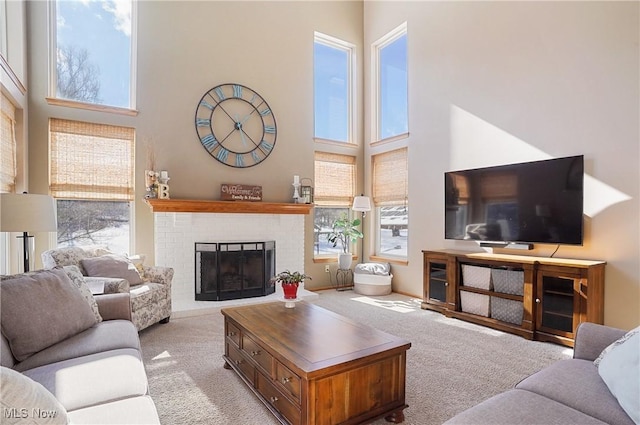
[313,152,356,257]
[0,92,16,193]
[314,32,355,143]
[373,148,408,258]
[49,119,135,254]
[374,23,408,141]
[50,0,136,109]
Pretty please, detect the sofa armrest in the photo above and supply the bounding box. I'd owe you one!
[142,266,174,286]
[95,293,132,321]
[573,322,627,361]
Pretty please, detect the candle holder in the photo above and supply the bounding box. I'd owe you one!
[292,182,301,203]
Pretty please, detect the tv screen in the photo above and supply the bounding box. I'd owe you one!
[445,155,584,246]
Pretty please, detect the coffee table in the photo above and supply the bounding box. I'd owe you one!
[222,301,411,425]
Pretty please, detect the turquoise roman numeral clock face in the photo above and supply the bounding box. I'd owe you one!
[194,83,277,168]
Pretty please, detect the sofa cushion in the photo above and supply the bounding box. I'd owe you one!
[0,269,98,362]
[63,265,102,323]
[443,388,608,425]
[0,366,69,424]
[596,328,640,425]
[22,348,148,412]
[67,395,160,424]
[14,320,140,372]
[81,254,143,285]
[516,359,636,425]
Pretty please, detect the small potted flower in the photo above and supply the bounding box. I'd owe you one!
[271,270,312,300]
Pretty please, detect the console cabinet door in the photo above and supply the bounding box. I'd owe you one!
[535,265,586,345]
[422,251,455,313]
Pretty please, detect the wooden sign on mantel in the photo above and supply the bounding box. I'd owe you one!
[220,184,263,202]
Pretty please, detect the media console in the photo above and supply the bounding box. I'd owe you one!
[422,249,606,347]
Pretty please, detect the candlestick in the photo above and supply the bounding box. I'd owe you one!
[293,175,300,185]
[292,182,301,203]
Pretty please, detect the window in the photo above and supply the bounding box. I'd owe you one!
[49,118,135,254]
[373,23,408,141]
[372,148,408,258]
[314,32,355,143]
[50,0,136,109]
[313,152,356,256]
[0,92,16,193]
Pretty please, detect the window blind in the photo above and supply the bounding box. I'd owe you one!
[0,93,17,193]
[49,118,135,201]
[314,152,356,206]
[372,147,408,206]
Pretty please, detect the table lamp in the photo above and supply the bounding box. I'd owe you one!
[1,193,58,272]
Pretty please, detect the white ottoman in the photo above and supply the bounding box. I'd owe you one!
[353,263,392,296]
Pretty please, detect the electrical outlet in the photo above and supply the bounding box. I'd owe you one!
[325,265,330,273]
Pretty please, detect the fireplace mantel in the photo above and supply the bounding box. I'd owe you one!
[144,198,313,215]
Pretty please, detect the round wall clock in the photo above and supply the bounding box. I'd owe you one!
[194,83,277,168]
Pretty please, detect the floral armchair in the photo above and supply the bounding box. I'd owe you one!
[41,246,173,331]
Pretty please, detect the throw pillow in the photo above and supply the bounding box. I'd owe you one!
[0,269,98,362]
[81,254,143,285]
[596,327,640,425]
[62,265,102,323]
[0,366,69,424]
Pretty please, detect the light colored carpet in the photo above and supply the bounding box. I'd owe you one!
[139,290,572,424]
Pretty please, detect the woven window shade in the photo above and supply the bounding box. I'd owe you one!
[372,147,407,206]
[314,152,356,206]
[480,172,517,199]
[0,93,17,193]
[49,118,135,201]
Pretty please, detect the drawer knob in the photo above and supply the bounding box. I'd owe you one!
[444,282,449,286]
[535,298,541,303]
[282,377,291,384]
[228,331,236,337]
[270,396,279,403]
[234,359,243,365]
[250,350,261,356]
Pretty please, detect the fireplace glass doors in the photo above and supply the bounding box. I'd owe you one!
[195,241,276,301]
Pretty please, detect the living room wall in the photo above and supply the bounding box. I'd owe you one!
[363,1,639,330]
[25,1,364,288]
[21,1,639,330]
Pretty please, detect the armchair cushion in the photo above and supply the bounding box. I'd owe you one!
[0,269,98,362]
[81,254,143,285]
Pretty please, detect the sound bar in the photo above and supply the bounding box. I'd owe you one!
[478,241,534,250]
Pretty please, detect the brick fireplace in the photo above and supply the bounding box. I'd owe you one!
[148,199,317,315]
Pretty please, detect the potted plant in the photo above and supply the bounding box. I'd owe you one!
[327,213,363,269]
[271,270,312,300]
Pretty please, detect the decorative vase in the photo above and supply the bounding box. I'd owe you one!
[338,253,352,270]
[282,282,299,300]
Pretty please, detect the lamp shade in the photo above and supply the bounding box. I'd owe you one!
[0,193,58,232]
[352,196,371,212]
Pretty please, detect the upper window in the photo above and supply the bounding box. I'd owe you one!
[50,0,136,109]
[49,118,135,254]
[313,152,356,257]
[373,23,408,142]
[314,32,355,143]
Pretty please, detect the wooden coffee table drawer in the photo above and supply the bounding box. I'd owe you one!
[257,372,301,425]
[226,321,241,347]
[227,343,255,385]
[275,362,301,402]
[242,334,273,374]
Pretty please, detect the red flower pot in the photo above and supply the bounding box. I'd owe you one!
[282,282,299,300]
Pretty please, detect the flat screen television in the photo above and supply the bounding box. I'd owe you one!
[444,155,584,247]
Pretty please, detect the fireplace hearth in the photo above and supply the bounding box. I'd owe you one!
[195,241,276,301]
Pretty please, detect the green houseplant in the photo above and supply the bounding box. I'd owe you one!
[271,270,312,300]
[327,214,363,269]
